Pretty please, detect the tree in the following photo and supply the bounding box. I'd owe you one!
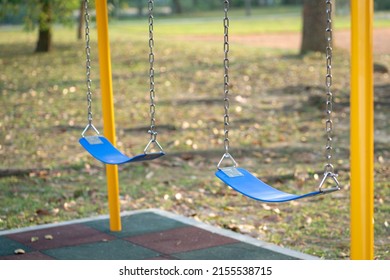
[2,0,80,52]
[300,0,331,54]
[136,0,143,16]
[172,0,183,14]
[35,0,52,52]
[245,0,252,16]
[77,0,85,40]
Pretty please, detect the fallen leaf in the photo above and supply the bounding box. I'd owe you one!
[63,201,76,211]
[31,237,39,242]
[145,171,154,179]
[36,209,50,216]
[263,215,282,223]
[44,234,53,240]
[262,204,271,211]
[180,153,194,161]
[223,224,240,232]
[14,249,25,255]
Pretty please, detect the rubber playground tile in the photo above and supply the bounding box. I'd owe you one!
[0,251,54,260]
[146,254,179,260]
[5,224,116,250]
[42,239,160,260]
[0,236,32,257]
[125,226,239,255]
[173,242,298,260]
[0,210,314,260]
[84,212,188,238]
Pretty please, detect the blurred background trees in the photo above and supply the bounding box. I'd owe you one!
[1,0,80,52]
[1,0,389,53]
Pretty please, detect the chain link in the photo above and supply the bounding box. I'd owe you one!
[84,0,93,126]
[223,0,230,155]
[217,0,238,168]
[148,0,157,141]
[324,0,334,173]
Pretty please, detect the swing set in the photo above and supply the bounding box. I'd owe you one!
[79,0,165,164]
[80,0,375,260]
[80,0,339,201]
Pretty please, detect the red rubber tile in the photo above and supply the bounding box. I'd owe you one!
[6,224,115,250]
[146,254,178,260]
[125,226,238,255]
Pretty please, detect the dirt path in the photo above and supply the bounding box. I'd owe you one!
[185,28,390,55]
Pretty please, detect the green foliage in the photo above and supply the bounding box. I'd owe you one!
[281,0,303,4]
[375,0,390,10]
[1,0,81,29]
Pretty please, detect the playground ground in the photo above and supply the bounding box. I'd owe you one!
[186,28,390,54]
[0,209,316,260]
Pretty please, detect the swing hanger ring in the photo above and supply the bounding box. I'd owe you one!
[217,153,238,169]
[318,171,340,193]
[143,138,164,154]
[81,123,100,138]
[148,129,158,141]
[324,163,334,174]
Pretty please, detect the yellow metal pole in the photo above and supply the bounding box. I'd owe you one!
[95,0,121,231]
[350,0,374,259]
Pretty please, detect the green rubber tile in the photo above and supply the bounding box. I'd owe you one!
[0,251,54,260]
[43,239,160,260]
[0,236,32,257]
[84,212,187,238]
[173,242,299,260]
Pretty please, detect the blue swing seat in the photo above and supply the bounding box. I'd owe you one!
[79,135,165,165]
[216,167,324,203]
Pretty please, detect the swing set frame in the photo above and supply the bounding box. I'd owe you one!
[92,0,374,260]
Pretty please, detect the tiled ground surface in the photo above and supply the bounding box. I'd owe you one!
[0,211,304,260]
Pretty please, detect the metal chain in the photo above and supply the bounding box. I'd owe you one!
[217,0,238,168]
[324,0,334,173]
[84,0,93,126]
[148,0,157,142]
[223,0,230,155]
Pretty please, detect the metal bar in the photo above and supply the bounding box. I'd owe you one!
[350,0,374,259]
[95,0,121,232]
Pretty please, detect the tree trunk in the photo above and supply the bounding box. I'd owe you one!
[35,0,52,52]
[245,0,252,16]
[300,0,330,54]
[137,0,143,16]
[77,0,85,40]
[172,0,183,14]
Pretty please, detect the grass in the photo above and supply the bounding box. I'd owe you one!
[0,9,389,260]
[108,9,390,36]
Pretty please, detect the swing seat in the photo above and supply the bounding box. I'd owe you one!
[216,167,325,203]
[79,135,165,165]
